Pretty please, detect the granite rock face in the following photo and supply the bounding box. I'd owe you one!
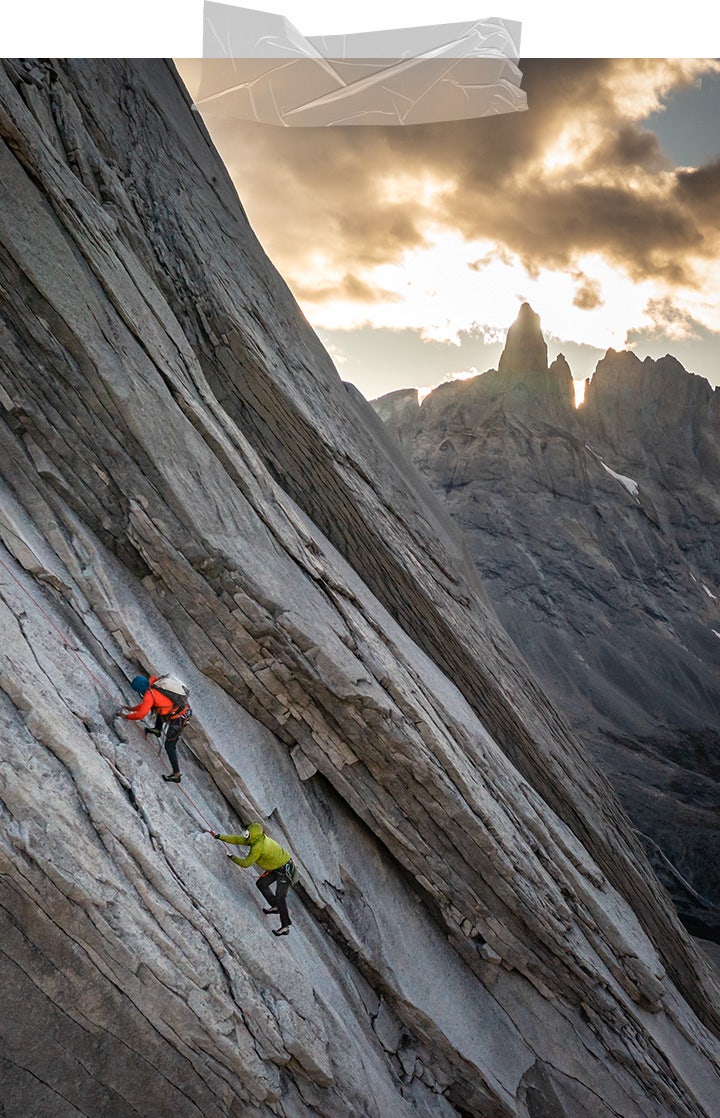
[375,305,720,942]
[2,59,720,1118]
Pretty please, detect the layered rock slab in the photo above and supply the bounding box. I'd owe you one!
[1,59,720,1118]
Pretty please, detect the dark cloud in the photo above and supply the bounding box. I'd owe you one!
[587,123,668,172]
[179,59,720,297]
[438,172,705,287]
[293,273,403,304]
[200,111,429,267]
[675,157,720,214]
[573,276,604,310]
[378,59,617,188]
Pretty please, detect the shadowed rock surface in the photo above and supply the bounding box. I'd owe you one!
[2,59,720,1118]
[375,305,720,943]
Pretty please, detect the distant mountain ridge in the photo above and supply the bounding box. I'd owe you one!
[374,305,720,940]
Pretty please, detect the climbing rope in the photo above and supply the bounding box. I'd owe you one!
[177,783,215,831]
[0,546,218,832]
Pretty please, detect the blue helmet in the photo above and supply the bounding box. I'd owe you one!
[131,675,150,695]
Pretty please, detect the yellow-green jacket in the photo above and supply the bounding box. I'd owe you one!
[218,823,290,870]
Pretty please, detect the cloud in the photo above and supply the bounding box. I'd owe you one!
[675,156,720,213]
[587,123,667,172]
[178,58,720,351]
[573,275,603,311]
[293,272,404,304]
[475,180,705,284]
[640,297,701,341]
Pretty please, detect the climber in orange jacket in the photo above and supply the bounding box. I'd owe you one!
[120,674,191,784]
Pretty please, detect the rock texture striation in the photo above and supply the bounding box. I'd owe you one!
[2,60,720,1118]
[375,305,720,943]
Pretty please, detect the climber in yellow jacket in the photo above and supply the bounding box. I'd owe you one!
[211,822,295,936]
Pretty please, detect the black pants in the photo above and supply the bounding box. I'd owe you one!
[256,866,292,927]
[154,712,189,774]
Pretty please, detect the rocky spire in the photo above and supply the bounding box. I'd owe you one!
[497,303,574,418]
[498,301,548,377]
[548,352,576,412]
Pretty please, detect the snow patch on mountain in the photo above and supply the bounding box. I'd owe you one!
[600,461,639,499]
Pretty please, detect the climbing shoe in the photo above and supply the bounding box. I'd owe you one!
[144,727,161,738]
[162,772,182,783]
[272,926,291,937]
[263,907,279,915]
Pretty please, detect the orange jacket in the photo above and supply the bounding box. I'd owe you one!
[125,676,177,720]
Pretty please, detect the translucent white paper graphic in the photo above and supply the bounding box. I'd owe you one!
[196,4,526,126]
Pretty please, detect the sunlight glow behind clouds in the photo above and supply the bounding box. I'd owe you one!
[608,59,717,118]
[378,173,456,206]
[269,57,720,360]
[178,57,720,392]
[292,227,664,352]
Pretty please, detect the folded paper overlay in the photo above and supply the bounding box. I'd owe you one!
[195,4,526,126]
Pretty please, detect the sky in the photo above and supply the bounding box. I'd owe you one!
[5,2,720,401]
[176,55,720,400]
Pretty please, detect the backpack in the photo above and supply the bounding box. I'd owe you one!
[152,675,190,716]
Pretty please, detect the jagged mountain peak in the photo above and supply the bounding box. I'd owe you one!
[550,352,571,375]
[583,346,717,457]
[386,308,576,428]
[375,312,720,970]
[589,346,709,394]
[498,301,548,377]
[493,304,575,418]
